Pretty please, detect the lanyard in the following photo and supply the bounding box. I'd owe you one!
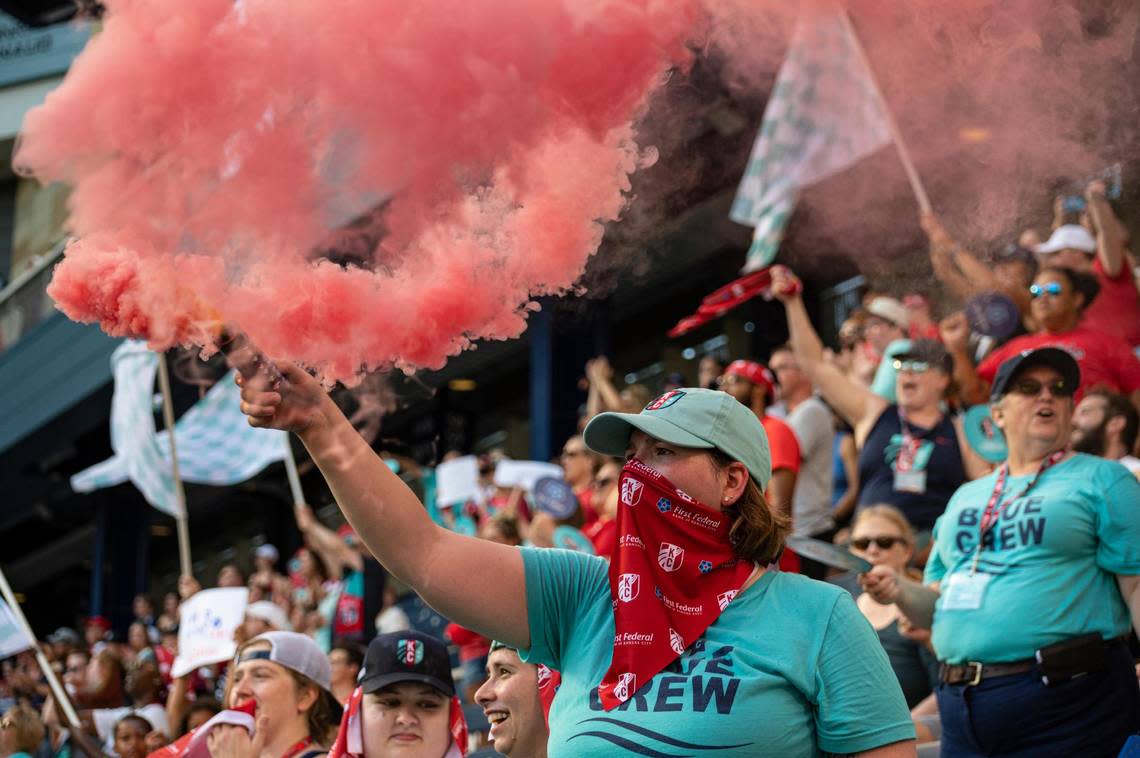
[970,449,1066,574]
[896,408,938,472]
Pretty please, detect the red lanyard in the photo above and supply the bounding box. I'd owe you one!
[896,408,937,472]
[970,449,1066,573]
[281,736,314,758]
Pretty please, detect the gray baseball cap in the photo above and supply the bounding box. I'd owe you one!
[242,631,333,692]
[583,388,772,490]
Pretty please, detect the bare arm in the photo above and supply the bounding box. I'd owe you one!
[772,268,883,431]
[860,565,940,630]
[832,434,860,525]
[1117,574,1140,637]
[954,415,993,481]
[294,503,363,577]
[1087,181,1127,278]
[165,675,189,737]
[240,365,531,649]
[923,212,998,298]
[767,468,796,520]
[847,741,916,758]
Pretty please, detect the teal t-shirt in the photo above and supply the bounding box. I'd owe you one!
[926,453,1140,664]
[520,547,914,757]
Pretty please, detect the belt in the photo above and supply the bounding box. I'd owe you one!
[939,659,1035,686]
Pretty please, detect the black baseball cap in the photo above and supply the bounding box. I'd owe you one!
[360,631,455,697]
[989,347,1081,401]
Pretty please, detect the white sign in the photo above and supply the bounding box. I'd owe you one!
[0,598,33,659]
[493,460,563,491]
[434,456,483,507]
[172,588,248,678]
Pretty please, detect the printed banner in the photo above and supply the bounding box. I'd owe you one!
[172,588,248,678]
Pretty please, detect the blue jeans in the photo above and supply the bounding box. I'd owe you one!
[937,642,1139,758]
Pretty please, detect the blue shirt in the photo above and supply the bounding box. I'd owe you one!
[520,547,914,757]
[926,454,1140,663]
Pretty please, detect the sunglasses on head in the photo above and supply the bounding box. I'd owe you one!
[891,359,930,373]
[1029,282,1064,298]
[1010,377,1074,397]
[851,536,905,551]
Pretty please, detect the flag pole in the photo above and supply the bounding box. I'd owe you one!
[0,567,82,729]
[282,435,305,506]
[156,356,193,578]
[838,10,932,214]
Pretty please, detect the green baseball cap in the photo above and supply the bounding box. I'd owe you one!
[583,388,772,490]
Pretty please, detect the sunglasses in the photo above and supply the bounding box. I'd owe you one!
[891,359,930,373]
[1010,378,1074,397]
[851,536,906,551]
[1029,282,1064,298]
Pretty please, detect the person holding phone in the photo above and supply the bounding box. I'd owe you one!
[862,347,1140,758]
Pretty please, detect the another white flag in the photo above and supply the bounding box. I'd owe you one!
[0,598,34,659]
[71,341,288,516]
[731,10,892,272]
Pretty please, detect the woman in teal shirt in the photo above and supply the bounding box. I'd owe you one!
[238,362,916,757]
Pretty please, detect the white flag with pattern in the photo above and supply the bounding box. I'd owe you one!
[731,10,892,272]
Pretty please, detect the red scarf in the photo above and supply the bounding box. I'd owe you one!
[597,459,754,711]
[327,686,467,758]
[535,664,561,724]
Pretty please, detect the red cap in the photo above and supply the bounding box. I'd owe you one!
[724,360,776,399]
[86,615,111,631]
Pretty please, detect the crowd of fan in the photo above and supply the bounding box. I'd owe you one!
[2,179,1139,757]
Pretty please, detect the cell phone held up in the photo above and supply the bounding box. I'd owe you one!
[1035,633,1109,687]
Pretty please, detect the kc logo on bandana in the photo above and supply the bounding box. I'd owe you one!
[658,542,685,572]
[622,479,644,507]
[613,673,637,703]
[598,460,754,712]
[618,573,640,602]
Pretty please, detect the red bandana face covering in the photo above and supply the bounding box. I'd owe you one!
[597,458,755,711]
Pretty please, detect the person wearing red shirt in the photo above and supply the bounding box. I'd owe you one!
[972,267,1140,412]
[718,360,801,520]
[582,459,621,559]
[1035,180,1140,349]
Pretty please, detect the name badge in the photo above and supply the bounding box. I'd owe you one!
[941,571,992,611]
[894,469,927,494]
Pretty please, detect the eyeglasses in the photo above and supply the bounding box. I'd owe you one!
[851,536,906,551]
[1029,282,1064,298]
[891,359,930,373]
[1010,378,1074,397]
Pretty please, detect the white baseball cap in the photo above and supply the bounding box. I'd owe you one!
[241,631,332,691]
[866,297,909,330]
[1034,224,1096,255]
[245,601,293,632]
[254,544,279,562]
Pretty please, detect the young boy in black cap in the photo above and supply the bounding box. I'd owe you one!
[328,631,466,758]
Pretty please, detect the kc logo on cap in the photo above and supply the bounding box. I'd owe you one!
[397,639,424,666]
[644,390,685,411]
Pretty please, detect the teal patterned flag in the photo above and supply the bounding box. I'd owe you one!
[71,341,288,516]
[731,10,892,272]
[0,598,33,659]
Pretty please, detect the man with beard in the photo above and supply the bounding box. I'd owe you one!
[1071,389,1140,478]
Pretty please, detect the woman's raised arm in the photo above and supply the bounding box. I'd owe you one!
[240,363,529,648]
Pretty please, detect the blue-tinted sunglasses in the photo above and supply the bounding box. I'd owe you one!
[891,359,931,373]
[1029,282,1063,298]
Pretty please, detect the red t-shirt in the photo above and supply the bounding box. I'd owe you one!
[583,517,616,560]
[1085,257,1140,348]
[977,325,1140,396]
[761,415,802,475]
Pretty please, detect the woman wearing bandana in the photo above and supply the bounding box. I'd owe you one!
[238,367,916,756]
